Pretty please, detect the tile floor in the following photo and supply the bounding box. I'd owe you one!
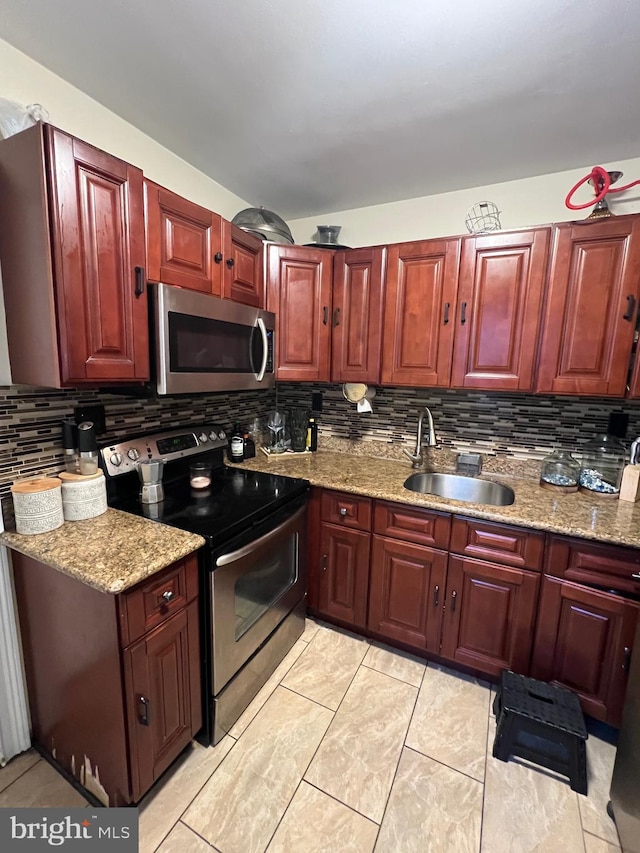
[0,620,622,852]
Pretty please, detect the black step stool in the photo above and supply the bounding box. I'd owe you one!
[492,670,588,795]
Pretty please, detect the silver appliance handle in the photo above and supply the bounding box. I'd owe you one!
[216,504,306,566]
[256,318,268,382]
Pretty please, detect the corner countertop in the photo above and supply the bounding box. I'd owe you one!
[233,450,640,550]
[0,508,205,595]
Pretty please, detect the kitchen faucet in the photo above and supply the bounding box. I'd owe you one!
[403,407,437,468]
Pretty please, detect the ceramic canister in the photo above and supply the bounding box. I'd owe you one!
[59,469,108,521]
[11,477,64,534]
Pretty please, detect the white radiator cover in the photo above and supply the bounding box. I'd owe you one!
[0,516,30,765]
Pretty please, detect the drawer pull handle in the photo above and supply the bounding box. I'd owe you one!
[433,584,439,607]
[138,695,150,726]
[162,590,175,603]
[451,590,457,612]
[623,646,632,671]
[339,507,348,517]
[632,572,640,581]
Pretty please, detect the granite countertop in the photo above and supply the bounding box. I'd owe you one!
[234,449,640,550]
[1,508,205,595]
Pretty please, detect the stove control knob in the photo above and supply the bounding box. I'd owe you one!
[209,431,218,441]
[218,430,226,440]
[199,433,208,443]
[127,448,140,461]
[110,452,123,467]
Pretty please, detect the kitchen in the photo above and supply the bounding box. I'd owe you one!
[1,1,640,851]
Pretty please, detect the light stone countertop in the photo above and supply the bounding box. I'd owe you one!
[0,508,205,595]
[234,449,640,550]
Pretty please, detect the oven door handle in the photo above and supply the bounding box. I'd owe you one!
[255,318,268,382]
[216,504,306,566]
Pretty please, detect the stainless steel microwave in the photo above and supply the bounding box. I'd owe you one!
[150,283,275,395]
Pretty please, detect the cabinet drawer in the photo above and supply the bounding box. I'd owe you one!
[374,501,450,549]
[320,490,372,530]
[450,516,544,571]
[545,536,640,595]
[119,554,199,647]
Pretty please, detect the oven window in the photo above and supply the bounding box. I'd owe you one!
[234,533,298,640]
[168,311,263,374]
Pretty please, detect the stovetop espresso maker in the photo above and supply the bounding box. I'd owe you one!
[137,459,164,504]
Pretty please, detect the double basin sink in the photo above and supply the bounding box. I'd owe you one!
[404,472,515,507]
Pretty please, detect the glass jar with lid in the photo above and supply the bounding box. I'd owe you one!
[579,433,626,498]
[540,450,580,492]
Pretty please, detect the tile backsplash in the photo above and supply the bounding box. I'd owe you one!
[276,383,640,460]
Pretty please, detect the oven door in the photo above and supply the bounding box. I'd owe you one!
[210,500,307,694]
[152,282,275,394]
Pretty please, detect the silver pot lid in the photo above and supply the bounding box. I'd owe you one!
[304,224,351,249]
[231,206,294,244]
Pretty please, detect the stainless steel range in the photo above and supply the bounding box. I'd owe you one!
[100,424,309,744]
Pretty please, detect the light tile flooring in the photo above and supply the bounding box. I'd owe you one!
[0,620,622,852]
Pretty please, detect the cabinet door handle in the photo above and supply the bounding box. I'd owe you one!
[138,695,150,726]
[214,252,223,263]
[322,306,329,325]
[623,646,632,671]
[451,590,457,612]
[433,584,439,607]
[226,257,235,268]
[161,590,174,603]
[631,572,640,581]
[333,307,341,327]
[134,266,145,298]
[320,554,327,572]
[443,302,450,325]
[623,295,636,321]
[460,302,467,325]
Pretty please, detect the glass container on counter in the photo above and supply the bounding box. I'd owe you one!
[579,433,626,498]
[539,450,580,492]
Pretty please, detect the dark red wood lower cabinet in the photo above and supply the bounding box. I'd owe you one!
[531,576,639,726]
[124,601,201,801]
[440,555,539,677]
[368,535,446,653]
[317,522,371,628]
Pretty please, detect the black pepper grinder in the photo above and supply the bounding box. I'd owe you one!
[62,420,79,473]
[77,421,98,475]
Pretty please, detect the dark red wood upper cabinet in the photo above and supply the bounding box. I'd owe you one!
[531,576,639,726]
[441,555,540,677]
[451,228,551,391]
[267,244,333,381]
[381,238,461,387]
[536,216,640,397]
[46,126,149,383]
[331,247,386,383]
[145,181,222,296]
[368,534,446,654]
[222,221,264,308]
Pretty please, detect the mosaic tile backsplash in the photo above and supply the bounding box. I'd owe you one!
[2,380,640,508]
[276,383,640,461]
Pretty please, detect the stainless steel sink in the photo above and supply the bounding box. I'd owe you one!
[403,472,515,506]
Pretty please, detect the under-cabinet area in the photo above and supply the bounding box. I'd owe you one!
[307,486,640,727]
[11,552,202,806]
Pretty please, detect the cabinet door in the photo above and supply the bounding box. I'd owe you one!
[267,244,333,381]
[331,247,386,383]
[222,221,264,307]
[381,239,460,386]
[451,228,550,390]
[441,556,539,677]
[317,522,370,628]
[145,181,222,295]
[531,576,638,726]
[46,126,149,383]
[536,217,640,396]
[124,602,201,802]
[369,535,446,653]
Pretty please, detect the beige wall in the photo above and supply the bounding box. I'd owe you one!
[289,157,640,247]
[0,37,249,218]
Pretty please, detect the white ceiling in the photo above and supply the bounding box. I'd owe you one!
[1,0,639,219]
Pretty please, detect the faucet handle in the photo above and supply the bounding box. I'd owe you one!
[403,448,423,468]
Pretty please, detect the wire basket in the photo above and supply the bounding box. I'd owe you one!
[465,201,502,234]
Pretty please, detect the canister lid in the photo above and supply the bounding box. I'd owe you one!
[11,477,62,493]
